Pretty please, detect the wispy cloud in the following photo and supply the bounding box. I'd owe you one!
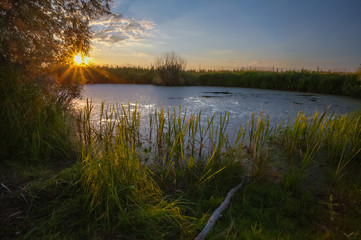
[90,14,155,45]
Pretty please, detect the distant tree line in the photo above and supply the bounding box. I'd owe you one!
[80,53,361,98]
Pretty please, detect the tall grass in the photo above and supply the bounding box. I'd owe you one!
[74,101,361,238]
[18,98,361,239]
[76,102,191,239]
[77,100,361,191]
[278,109,361,177]
[324,112,361,177]
[0,65,77,164]
[62,101,252,238]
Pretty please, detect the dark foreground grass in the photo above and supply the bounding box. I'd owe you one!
[0,65,79,239]
[0,65,78,164]
[3,164,360,239]
[2,97,360,239]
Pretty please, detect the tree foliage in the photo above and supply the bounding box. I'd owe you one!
[0,1,113,164]
[0,0,112,68]
[154,51,187,85]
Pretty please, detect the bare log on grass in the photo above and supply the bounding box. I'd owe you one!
[195,176,248,240]
[1,183,11,192]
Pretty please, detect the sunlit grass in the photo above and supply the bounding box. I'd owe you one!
[76,100,361,184]
[3,92,360,239]
[71,101,361,238]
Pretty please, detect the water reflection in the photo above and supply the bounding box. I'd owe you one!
[73,84,361,134]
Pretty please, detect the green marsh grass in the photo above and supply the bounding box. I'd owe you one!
[5,96,361,239]
[76,102,192,239]
[73,101,241,238]
[76,100,361,193]
[277,109,361,179]
[324,111,361,177]
[247,112,272,175]
[0,65,77,164]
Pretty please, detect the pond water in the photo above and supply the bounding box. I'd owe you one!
[74,84,361,133]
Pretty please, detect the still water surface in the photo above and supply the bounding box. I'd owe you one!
[74,84,361,132]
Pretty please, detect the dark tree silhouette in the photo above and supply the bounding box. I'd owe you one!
[0,0,112,68]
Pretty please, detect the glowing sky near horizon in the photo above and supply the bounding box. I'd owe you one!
[90,0,361,71]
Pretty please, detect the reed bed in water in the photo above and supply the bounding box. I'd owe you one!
[68,101,361,238]
[276,109,361,178]
[76,100,189,239]
[76,100,361,184]
[76,101,241,188]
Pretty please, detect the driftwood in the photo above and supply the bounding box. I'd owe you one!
[195,176,248,240]
[1,183,11,192]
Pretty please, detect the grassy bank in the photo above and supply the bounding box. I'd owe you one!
[2,93,360,239]
[80,65,361,98]
[0,65,79,238]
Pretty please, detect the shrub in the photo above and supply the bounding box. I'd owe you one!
[153,51,187,86]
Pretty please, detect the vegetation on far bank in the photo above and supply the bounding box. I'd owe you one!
[79,63,361,98]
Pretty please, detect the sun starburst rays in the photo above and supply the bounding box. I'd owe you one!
[73,53,92,66]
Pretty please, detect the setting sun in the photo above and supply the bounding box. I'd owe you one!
[74,54,83,65]
[73,53,91,66]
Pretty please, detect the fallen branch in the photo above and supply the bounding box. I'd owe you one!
[1,182,11,192]
[195,176,248,240]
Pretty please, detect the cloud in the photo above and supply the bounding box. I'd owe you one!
[90,14,155,45]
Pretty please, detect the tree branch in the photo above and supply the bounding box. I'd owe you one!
[195,176,248,240]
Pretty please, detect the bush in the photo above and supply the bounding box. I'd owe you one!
[153,51,187,86]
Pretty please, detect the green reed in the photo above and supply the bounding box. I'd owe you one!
[324,111,361,177]
[186,111,200,157]
[276,109,361,177]
[155,107,165,155]
[75,101,247,237]
[246,112,273,175]
[4,87,360,239]
[77,102,189,238]
[300,110,328,169]
[74,99,361,236]
[199,113,215,157]
[22,99,360,238]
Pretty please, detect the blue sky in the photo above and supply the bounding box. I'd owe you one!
[90,0,361,71]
